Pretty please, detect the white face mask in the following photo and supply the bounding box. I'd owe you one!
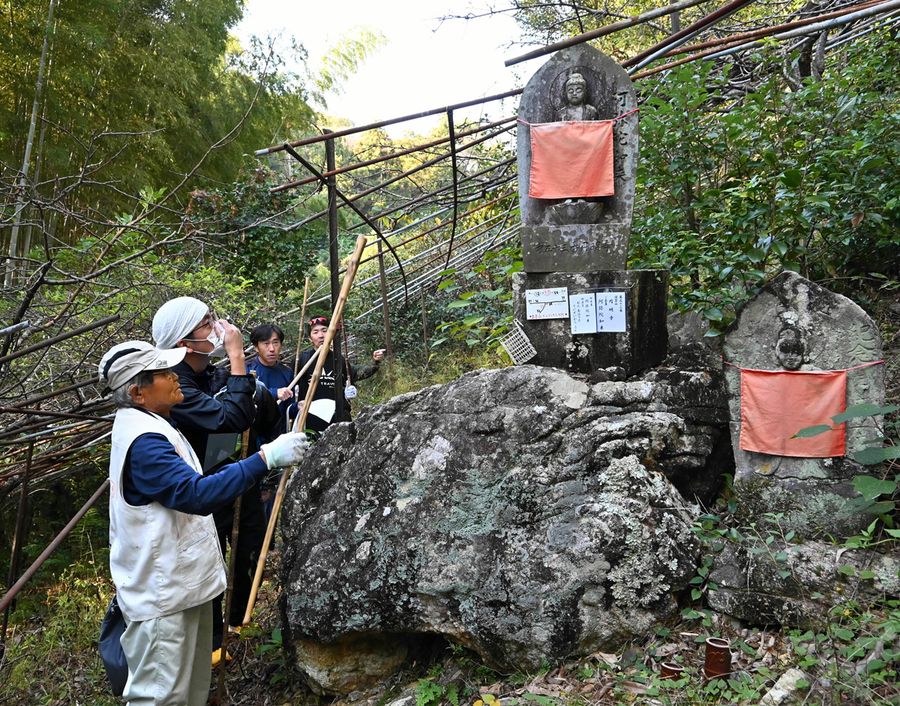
[205,322,226,358]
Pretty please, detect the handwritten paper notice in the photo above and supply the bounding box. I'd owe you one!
[569,293,598,334]
[596,291,627,332]
[525,287,569,320]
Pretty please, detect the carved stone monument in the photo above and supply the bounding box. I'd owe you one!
[513,45,667,375]
[723,271,885,537]
[517,45,638,272]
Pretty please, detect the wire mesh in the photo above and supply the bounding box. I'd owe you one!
[499,321,537,365]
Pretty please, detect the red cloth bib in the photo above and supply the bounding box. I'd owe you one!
[528,120,615,199]
[739,369,846,457]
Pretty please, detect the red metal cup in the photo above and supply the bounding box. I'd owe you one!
[704,637,732,679]
[660,662,685,680]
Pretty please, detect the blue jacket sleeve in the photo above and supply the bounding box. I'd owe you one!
[170,371,256,435]
[123,433,268,515]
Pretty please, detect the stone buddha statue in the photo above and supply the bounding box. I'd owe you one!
[557,72,599,122]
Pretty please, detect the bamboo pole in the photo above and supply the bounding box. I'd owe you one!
[289,276,312,431]
[5,0,58,286]
[293,276,311,374]
[325,133,346,425]
[286,344,321,394]
[1,442,33,655]
[242,234,368,626]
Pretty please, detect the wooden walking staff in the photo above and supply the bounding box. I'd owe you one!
[243,234,369,626]
[214,428,251,704]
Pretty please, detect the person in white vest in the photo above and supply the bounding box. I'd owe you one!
[99,341,308,706]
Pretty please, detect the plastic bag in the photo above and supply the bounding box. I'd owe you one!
[98,595,128,695]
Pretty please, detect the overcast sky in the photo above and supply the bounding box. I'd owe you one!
[236,0,530,135]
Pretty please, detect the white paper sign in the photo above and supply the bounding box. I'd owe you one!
[525,287,569,320]
[596,291,627,332]
[569,293,598,334]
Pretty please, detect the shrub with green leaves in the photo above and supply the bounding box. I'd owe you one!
[631,34,899,329]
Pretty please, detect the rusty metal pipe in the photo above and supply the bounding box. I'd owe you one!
[623,0,758,68]
[280,122,517,231]
[270,116,514,193]
[255,88,523,156]
[683,0,899,67]
[658,0,882,57]
[0,479,110,614]
[504,0,714,66]
[355,228,520,321]
[349,156,516,228]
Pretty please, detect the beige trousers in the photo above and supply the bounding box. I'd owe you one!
[120,600,212,706]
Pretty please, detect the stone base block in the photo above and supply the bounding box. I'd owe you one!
[512,270,668,376]
[521,223,627,272]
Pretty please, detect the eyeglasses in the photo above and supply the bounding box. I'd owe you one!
[184,311,221,340]
[309,317,328,327]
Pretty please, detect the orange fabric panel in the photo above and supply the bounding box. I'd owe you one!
[740,369,847,457]
[528,120,615,199]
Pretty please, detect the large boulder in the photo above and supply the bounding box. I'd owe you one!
[279,359,730,693]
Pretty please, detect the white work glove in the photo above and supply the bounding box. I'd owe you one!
[260,432,309,470]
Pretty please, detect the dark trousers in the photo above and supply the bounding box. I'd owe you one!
[211,483,266,649]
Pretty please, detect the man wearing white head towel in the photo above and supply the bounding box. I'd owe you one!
[152,297,263,663]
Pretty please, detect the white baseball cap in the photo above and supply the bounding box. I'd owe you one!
[98,341,187,390]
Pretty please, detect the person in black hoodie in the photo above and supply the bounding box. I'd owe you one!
[295,315,385,435]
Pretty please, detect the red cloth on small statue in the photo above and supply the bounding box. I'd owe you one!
[528,120,614,199]
[740,368,846,457]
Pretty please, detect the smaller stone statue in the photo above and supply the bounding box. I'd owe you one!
[775,324,807,370]
[557,72,599,122]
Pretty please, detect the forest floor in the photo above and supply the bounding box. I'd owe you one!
[2,544,896,706]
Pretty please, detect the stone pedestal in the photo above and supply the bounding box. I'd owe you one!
[513,270,668,376]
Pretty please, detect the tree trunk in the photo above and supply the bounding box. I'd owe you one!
[5,0,58,286]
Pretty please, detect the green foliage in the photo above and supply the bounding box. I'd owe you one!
[312,28,386,105]
[0,561,118,705]
[796,402,899,529]
[415,676,445,706]
[414,662,461,706]
[786,599,900,698]
[432,243,523,352]
[185,164,325,296]
[631,36,899,328]
[0,0,317,229]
